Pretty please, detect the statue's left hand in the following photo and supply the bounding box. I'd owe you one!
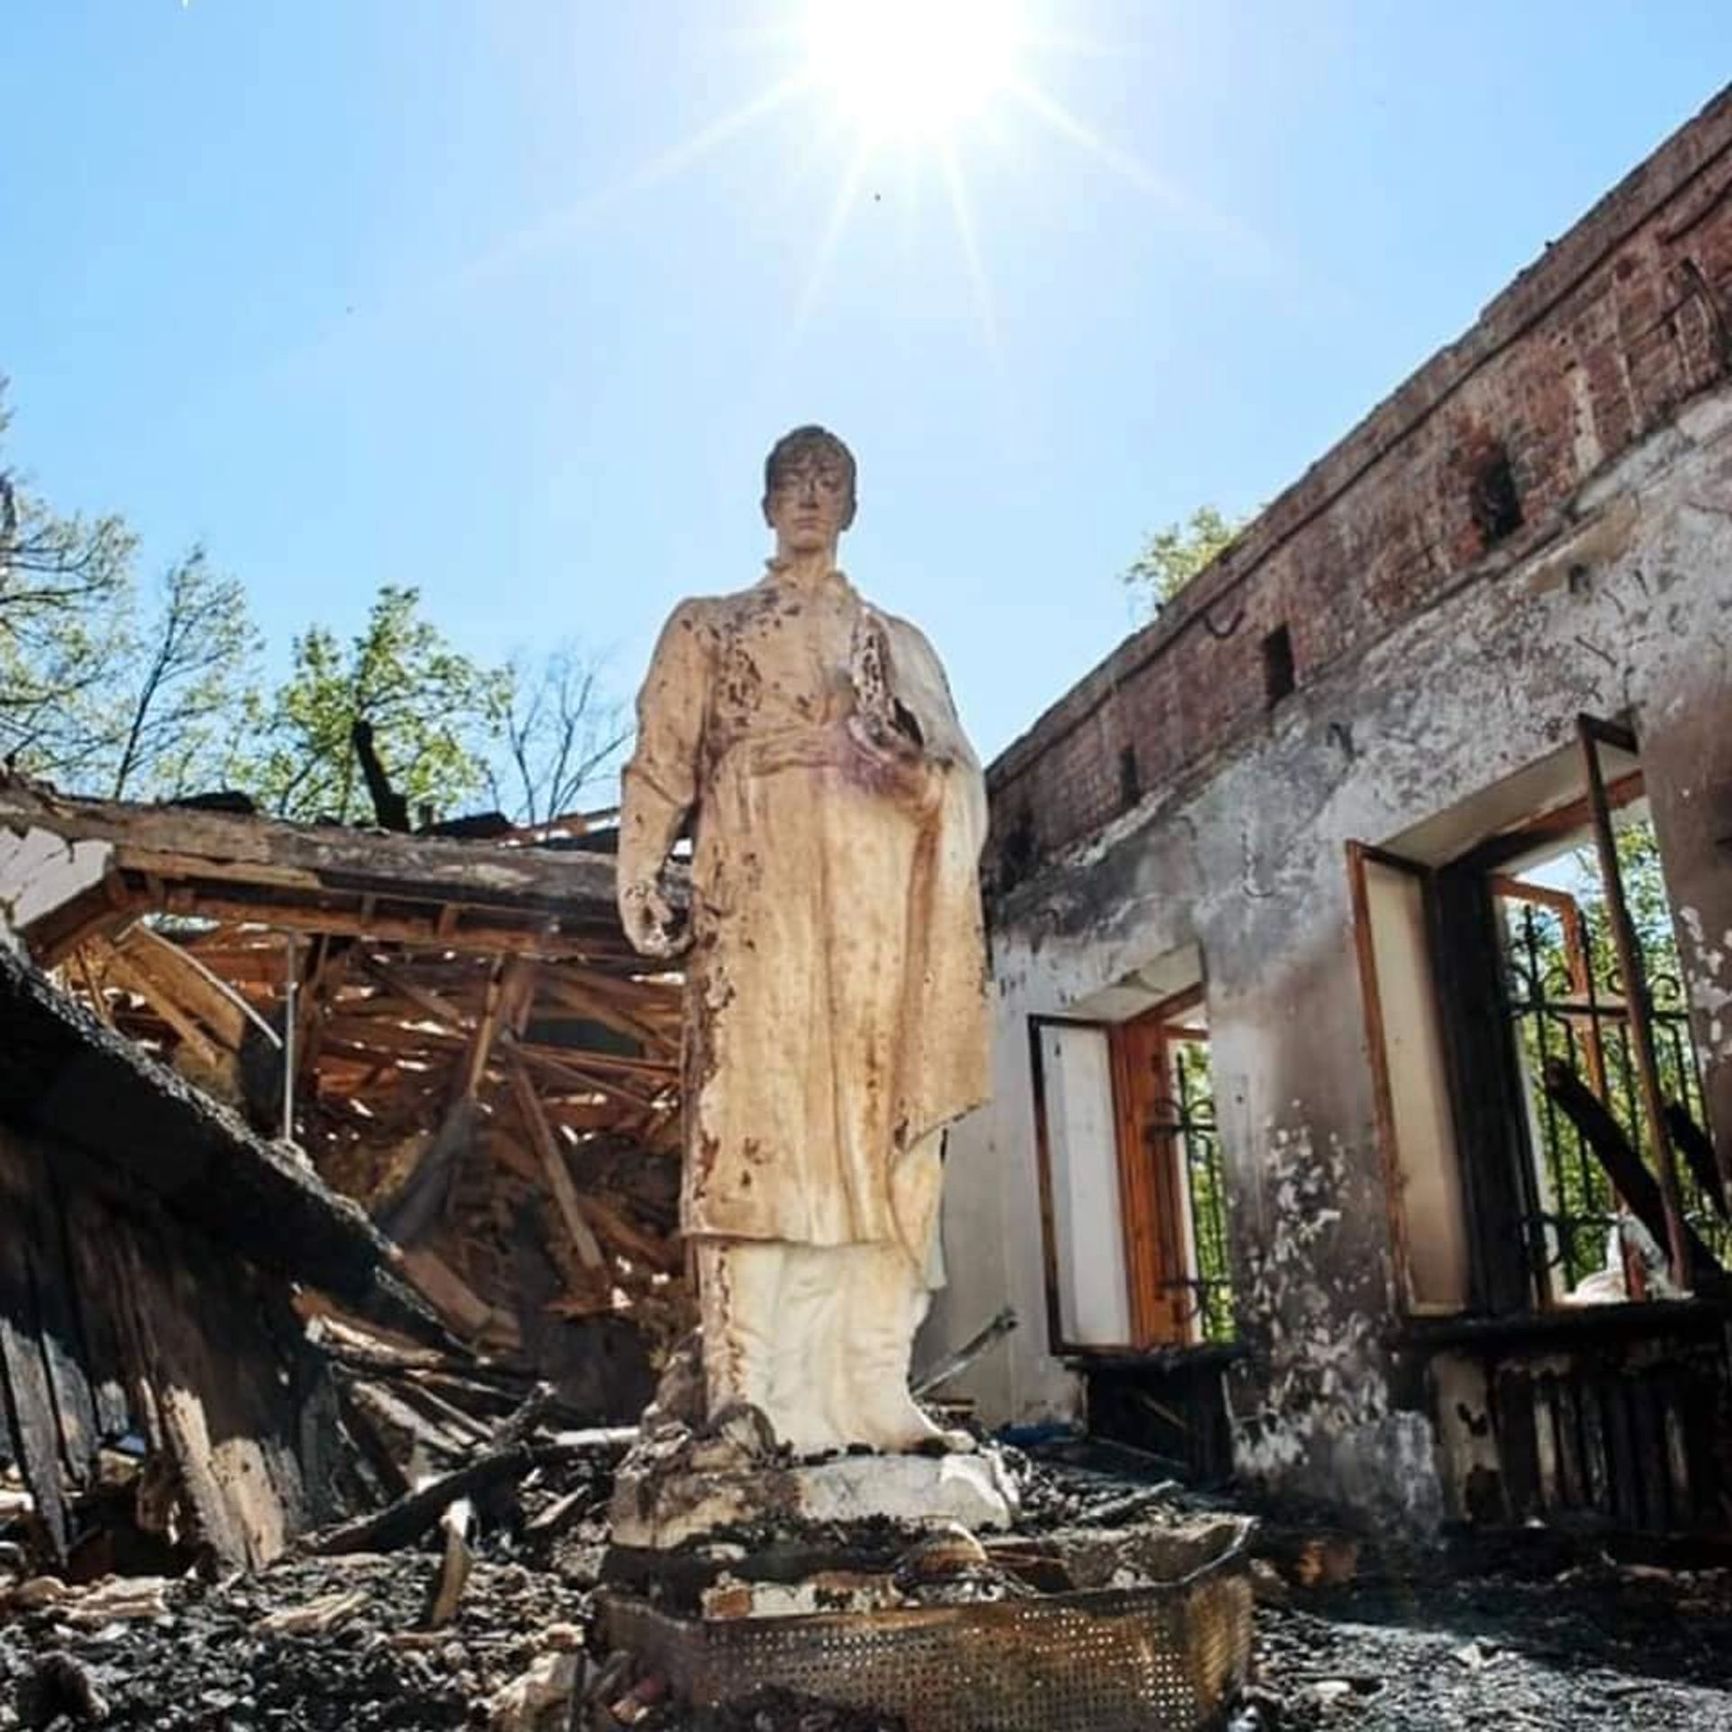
[620,878,691,959]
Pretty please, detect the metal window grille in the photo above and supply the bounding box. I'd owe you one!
[1497,855,1727,1300]
[1145,1037,1237,1344]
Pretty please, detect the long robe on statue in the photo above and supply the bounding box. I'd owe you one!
[618,564,990,1278]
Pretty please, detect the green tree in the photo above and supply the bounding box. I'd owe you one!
[242,585,508,825]
[1,381,258,800]
[0,383,135,777]
[103,549,260,799]
[484,645,631,826]
[1122,505,1247,618]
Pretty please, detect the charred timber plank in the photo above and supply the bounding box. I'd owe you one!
[1495,1367,1542,1522]
[534,970,668,1051]
[452,959,525,1109]
[120,924,255,1051]
[0,948,447,1348]
[337,1374,479,1482]
[398,1247,519,1349]
[141,889,611,963]
[0,778,626,917]
[374,962,527,1246]
[18,1150,98,1492]
[61,1188,133,1440]
[108,1207,349,1564]
[514,1042,677,1079]
[307,1431,633,1556]
[350,718,411,834]
[109,1217,305,1569]
[355,957,474,1035]
[25,884,133,972]
[94,944,225,1070]
[513,1042,664,1112]
[575,1191,680,1273]
[1542,1060,1726,1289]
[309,1444,536,1555]
[0,1131,70,1557]
[1667,1102,1730,1221]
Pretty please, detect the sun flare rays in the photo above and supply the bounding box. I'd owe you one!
[442,4,1256,357]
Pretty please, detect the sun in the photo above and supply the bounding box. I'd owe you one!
[803,0,1021,143]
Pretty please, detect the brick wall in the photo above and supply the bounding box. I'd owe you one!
[987,84,1732,884]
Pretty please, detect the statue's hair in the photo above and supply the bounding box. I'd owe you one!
[763,425,857,502]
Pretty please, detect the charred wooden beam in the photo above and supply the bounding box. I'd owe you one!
[1542,1060,1726,1290]
[509,1054,606,1271]
[0,775,646,935]
[350,719,411,834]
[1667,1101,1730,1221]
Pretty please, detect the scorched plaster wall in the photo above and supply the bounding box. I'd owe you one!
[924,86,1732,1529]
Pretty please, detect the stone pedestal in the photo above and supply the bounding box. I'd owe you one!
[610,1447,1020,1551]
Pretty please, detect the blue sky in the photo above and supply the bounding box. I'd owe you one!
[2,3,1726,763]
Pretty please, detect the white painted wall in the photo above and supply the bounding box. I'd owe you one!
[0,827,112,952]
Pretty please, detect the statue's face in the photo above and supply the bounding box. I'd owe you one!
[764,453,855,553]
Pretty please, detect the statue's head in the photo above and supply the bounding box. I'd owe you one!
[762,425,857,555]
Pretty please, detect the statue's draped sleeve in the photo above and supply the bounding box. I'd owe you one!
[618,600,710,906]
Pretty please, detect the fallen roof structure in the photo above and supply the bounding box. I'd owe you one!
[0,942,447,1569]
[0,774,688,1409]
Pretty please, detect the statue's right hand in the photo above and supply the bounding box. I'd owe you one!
[620,879,691,959]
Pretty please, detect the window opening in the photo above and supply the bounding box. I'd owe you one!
[1482,737,1725,1302]
[1261,624,1295,708]
[1352,720,1726,1317]
[1118,744,1140,812]
[1146,1018,1236,1344]
[1028,985,1237,1354]
[1492,803,1725,1302]
[1469,439,1523,548]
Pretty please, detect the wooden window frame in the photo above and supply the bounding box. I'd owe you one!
[1346,839,1430,1313]
[1352,718,1694,1318]
[1028,989,1212,1359]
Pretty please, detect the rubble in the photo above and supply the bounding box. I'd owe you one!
[2,1439,1730,1730]
[0,775,692,1401]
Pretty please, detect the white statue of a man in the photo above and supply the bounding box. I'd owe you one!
[618,426,990,1457]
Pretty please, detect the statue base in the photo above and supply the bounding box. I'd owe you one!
[610,1446,1020,1550]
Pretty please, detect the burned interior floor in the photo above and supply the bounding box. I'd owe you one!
[5,1442,1732,1731]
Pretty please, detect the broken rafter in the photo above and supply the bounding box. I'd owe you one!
[145,888,610,962]
[0,778,626,922]
[1542,1059,1726,1291]
[355,954,476,1037]
[513,1041,667,1114]
[307,1430,632,1557]
[5,778,692,1363]
[88,939,228,1071]
[508,1053,606,1272]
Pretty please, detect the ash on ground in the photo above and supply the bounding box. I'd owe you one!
[5,1448,1732,1731]
[1245,1558,1732,1731]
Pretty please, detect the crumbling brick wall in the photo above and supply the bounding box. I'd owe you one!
[987,85,1732,886]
